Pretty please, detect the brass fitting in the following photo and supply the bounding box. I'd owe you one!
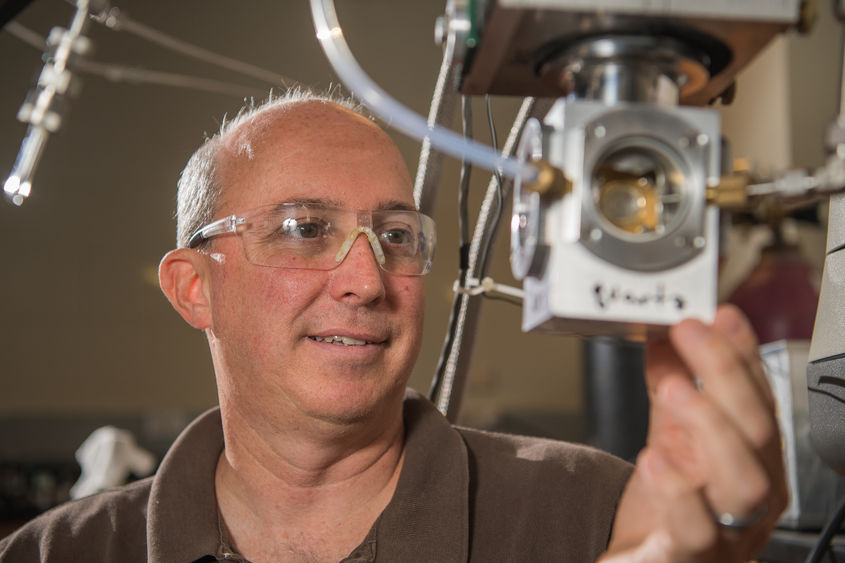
[522,160,571,198]
[706,173,751,210]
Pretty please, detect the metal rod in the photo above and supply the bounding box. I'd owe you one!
[6,22,262,98]
[93,7,293,88]
[413,33,460,216]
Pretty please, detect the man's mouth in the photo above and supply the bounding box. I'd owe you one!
[308,335,373,347]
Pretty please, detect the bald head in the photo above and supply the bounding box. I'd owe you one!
[209,100,414,223]
[174,91,401,249]
[213,101,411,215]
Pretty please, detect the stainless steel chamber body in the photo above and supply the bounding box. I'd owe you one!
[448,0,801,337]
[512,97,721,338]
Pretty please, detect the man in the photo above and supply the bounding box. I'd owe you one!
[0,90,787,562]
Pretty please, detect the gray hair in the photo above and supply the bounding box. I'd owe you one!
[175,87,366,248]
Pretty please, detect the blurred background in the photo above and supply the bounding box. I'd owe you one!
[0,0,842,535]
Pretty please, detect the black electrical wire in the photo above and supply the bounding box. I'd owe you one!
[458,96,473,256]
[485,94,505,204]
[478,94,505,278]
[430,96,474,401]
[805,493,845,563]
[482,293,522,307]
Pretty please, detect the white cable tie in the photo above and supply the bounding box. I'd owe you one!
[452,279,481,296]
[452,276,524,300]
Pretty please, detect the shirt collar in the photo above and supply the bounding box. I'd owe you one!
[373,389,469,562]
[144,390,471,563]
[146,407,224,562]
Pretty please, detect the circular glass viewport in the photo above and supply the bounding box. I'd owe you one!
[591,142,687,241]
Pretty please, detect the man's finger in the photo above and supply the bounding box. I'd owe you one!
[602,448,716,562]
[710,305,776,410]
[668,316,777,452]
[644,337,687,400]
[655,377,772,520]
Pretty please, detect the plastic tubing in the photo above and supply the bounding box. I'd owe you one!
[309,0,539,184]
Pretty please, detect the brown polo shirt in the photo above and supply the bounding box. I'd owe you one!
[0,390,632,562]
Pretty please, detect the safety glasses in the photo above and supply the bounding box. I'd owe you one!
[187,202,436,276]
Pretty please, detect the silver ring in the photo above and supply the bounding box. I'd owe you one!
[714,503,768,529]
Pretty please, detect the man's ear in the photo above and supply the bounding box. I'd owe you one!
[159,248,213,330]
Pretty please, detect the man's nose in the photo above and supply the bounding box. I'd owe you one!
[329,232,386,304]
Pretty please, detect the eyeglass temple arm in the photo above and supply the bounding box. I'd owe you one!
[187,216,239,249]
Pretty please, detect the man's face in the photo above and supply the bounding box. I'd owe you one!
[203,102,425,428]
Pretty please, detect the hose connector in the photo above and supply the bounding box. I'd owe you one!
[522,160,571,198]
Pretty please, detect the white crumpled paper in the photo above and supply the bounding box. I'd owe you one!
[70,426,157,499]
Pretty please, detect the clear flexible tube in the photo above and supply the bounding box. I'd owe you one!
[309,0,538,184]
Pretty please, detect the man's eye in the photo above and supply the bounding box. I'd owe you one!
[280,218,326,239]
[380,228,414,245]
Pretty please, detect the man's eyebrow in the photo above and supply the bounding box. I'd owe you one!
[377,200,417,212]
[281,198,344,208]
